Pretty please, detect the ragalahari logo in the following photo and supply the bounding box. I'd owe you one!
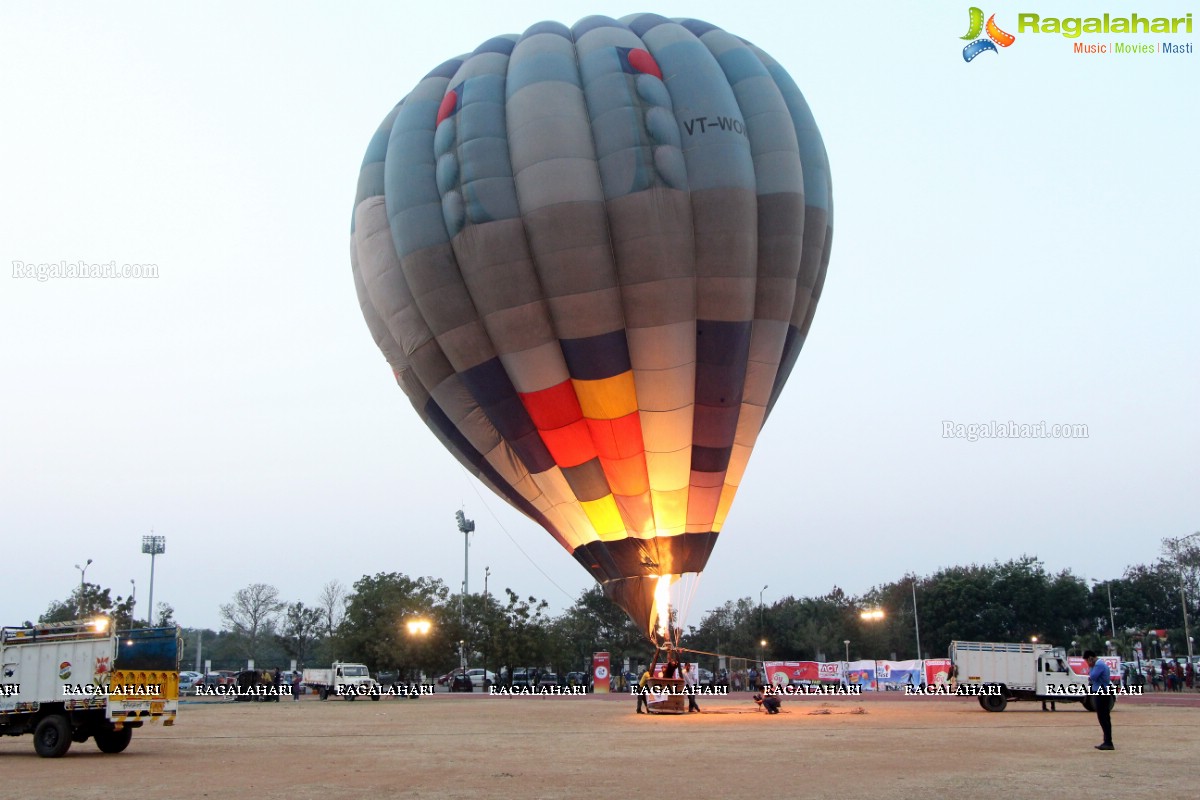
[962,8,1016,61]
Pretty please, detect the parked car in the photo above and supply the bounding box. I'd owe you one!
[179,671,203,694]
[466,668,495,688]
[510,668,531,688]
[450,671,473,692]
[201,670,238,688]
[565,671,590,690]
[537,673,560,688]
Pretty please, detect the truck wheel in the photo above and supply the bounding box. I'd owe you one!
[34,715,72,758]
[319,687,329,701]
[344,692,355,701]
[94,726,133,754]
[981,694,1008,712]
[370,692,381,701]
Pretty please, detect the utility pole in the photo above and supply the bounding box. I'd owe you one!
[912,576,923,661]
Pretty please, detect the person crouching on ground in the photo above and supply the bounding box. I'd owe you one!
[754,689,782,714]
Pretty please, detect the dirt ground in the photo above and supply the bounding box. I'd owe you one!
[2,692,1196,799]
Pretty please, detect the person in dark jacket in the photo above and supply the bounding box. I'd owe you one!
[1084,651,1114,750]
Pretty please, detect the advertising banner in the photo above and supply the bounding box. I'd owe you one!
[763,661,820,686]
[924,658,952,686]
[818,661,844,683]
[593,652,610,694]
[1067,656,1120,683]
[816,662,844,686]
[845,659,876,691]
[877,659,923,691]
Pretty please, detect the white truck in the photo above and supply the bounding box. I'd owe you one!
[303,662,380,700]
[0,618,180,756]
[950,640,1100,712]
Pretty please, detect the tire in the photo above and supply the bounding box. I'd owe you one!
[318,687,329,701]
[34,715,72,758]
[981,694,1008,712]
[370,693,380,701]
[94,726,133,754]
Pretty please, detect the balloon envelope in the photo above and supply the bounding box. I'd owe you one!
[351,13,833,637]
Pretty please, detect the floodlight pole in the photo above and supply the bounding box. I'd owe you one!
[142,534,166,626]
[456,510,475,595]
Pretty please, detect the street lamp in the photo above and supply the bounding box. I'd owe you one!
[74,558,93,616]
[405,618,432,683]
[759,639,767,688]
[759,585,768,632]
[860,609,884,621]
[844,639,850,662]
[129,579,136,627]
[141,534,165,626]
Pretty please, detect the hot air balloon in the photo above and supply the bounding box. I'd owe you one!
[350,13,832,642]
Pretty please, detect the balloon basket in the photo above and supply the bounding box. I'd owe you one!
[645,677,686,715]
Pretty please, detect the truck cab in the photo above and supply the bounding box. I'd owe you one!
[1033,650,1086,698]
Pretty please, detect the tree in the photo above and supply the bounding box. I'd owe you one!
[552,586,648,675]
[317,579,348,638]
[276,602,323,667]
[219,583,285,661]
[40,582,134,628]
[490,589,553,681]
[334,572,450,677]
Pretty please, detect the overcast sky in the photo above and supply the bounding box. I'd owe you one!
[2,1,1196,633]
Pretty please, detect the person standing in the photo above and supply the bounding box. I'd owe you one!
[664,653,681,679]
[291,671,302,702]
[1084,651,1114,750]
[635,666,650,714]
[683,663,701,713]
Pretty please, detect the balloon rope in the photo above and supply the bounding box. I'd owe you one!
[677,645,763,664]
[459,465,577,601]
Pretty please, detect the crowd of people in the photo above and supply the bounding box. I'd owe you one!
[1137,659,1195,691]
